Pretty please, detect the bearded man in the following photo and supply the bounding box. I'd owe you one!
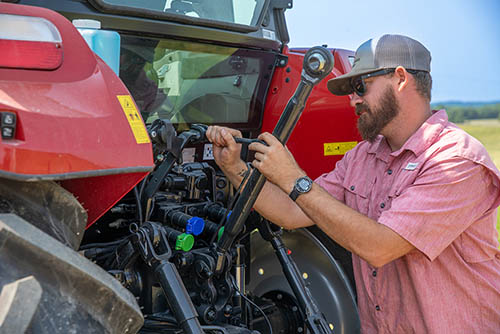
[206,34,500,333]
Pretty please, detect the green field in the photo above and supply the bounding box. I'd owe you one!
[459,119,500,245]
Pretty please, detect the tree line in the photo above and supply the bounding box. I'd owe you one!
[432,102,500,123]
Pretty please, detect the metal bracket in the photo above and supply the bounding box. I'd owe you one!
[271,0,293,9]
[275,54,288,67]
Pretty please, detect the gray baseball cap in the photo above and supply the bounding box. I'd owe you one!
[327,34,431,96]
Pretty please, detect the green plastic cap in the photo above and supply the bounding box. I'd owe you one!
[175,233,194,252]
[217,226,225,242]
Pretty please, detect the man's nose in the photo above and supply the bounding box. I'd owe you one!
[349,93,362,108]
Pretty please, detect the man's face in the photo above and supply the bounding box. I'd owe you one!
[354,84,400,142]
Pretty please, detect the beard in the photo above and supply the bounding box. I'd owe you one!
[355,86,400,142]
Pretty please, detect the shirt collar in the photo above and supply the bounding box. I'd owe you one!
[368,109,448,160]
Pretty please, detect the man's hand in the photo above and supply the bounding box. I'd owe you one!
[248,132,305,194]
[206,126,246,177]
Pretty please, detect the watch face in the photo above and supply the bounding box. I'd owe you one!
[297,177,312,192]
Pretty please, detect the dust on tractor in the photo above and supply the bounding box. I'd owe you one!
[0,1,361,333]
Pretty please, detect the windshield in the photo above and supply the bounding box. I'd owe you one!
[95,0,268,27]
[119,35,275,131]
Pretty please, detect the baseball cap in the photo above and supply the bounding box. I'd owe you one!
[327,34,431,95]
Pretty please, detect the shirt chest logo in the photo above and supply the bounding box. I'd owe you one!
[404,162,419,171]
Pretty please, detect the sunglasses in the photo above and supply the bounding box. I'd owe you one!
[350,68,395,96]
[350,68,423,96]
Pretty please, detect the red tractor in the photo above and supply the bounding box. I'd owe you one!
[0,1,361,333]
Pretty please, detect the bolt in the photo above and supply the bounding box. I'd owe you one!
[292,306,298,312]
[297,327,303,333]
[277,293,283,300]
[258,268,264,275]
[279,59,286,66]
[224,304,233,317]
[150,130,157,138]
[156,154,164,161]
[206,309,216,322]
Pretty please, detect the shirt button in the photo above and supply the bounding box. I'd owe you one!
[380,202,385,209]
[372,270,377,277]
[387,169,393,175]
[375,305,381,311]
[350,185,355,191]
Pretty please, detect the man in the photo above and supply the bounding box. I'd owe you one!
[206,34,500,333]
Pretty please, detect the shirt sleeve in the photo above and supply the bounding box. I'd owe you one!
[378,157,499,261]
[314,153,349,203]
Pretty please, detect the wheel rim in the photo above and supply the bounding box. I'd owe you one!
[248,228,360,334]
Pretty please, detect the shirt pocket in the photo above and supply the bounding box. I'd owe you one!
[342,176,371,215]
[383,187,402,213]
[383,169,419,213]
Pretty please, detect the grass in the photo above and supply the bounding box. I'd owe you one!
[459,119,500,246]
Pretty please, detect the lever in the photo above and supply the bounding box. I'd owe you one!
[215,46,334,263]
[234,137,266,146]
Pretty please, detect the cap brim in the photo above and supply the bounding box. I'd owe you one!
[327,68,381,96]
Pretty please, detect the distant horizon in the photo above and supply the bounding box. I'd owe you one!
[431,100,500,105]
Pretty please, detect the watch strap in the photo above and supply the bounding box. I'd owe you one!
[289,187,301,201]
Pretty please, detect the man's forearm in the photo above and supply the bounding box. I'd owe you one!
[295,184,414,267]
[221,163,313,230]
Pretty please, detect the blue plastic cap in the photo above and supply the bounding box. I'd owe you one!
[227,211,232,219]
[186,217,205,236]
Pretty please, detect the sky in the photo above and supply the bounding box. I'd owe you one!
[284,0,500,103]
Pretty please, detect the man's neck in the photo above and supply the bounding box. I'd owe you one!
[383,101,432,152]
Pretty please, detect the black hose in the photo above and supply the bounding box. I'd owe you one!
[134,186,144,224]
[79,238,128,250]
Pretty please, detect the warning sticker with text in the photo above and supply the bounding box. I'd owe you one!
[324,141,358,156]
[116,95,150,144]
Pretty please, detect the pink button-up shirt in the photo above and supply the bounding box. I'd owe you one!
[315,110,500,333]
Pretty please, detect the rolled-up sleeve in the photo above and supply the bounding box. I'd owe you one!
[379,157,499,261]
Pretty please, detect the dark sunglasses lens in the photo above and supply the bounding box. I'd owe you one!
[352,77,365,96]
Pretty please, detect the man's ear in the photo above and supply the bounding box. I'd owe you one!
[394,66,409,92]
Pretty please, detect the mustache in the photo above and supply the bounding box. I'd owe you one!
[355,103,370,116]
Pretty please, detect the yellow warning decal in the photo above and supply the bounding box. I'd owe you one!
[324,141,358,156]
[116,95,150,144]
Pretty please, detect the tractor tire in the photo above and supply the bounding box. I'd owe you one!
[0,179,87,250]
[248,226,360,334]
[0,213,144,334]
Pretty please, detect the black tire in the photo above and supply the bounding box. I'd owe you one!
[0,180,143,333]
[248,227,360,334]
[0,179,87,250]
[0,214,144,334]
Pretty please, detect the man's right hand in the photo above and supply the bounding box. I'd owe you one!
[206,126,246,177]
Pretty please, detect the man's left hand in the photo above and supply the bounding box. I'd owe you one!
[248,132,306,194]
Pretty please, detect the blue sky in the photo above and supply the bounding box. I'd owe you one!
[285,0,500,103]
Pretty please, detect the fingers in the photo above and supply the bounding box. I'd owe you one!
[258,132,279,145]
[206,126,242,147]
[248,132,278,152]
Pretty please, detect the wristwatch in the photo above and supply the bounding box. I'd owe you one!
[289,176,313,201]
